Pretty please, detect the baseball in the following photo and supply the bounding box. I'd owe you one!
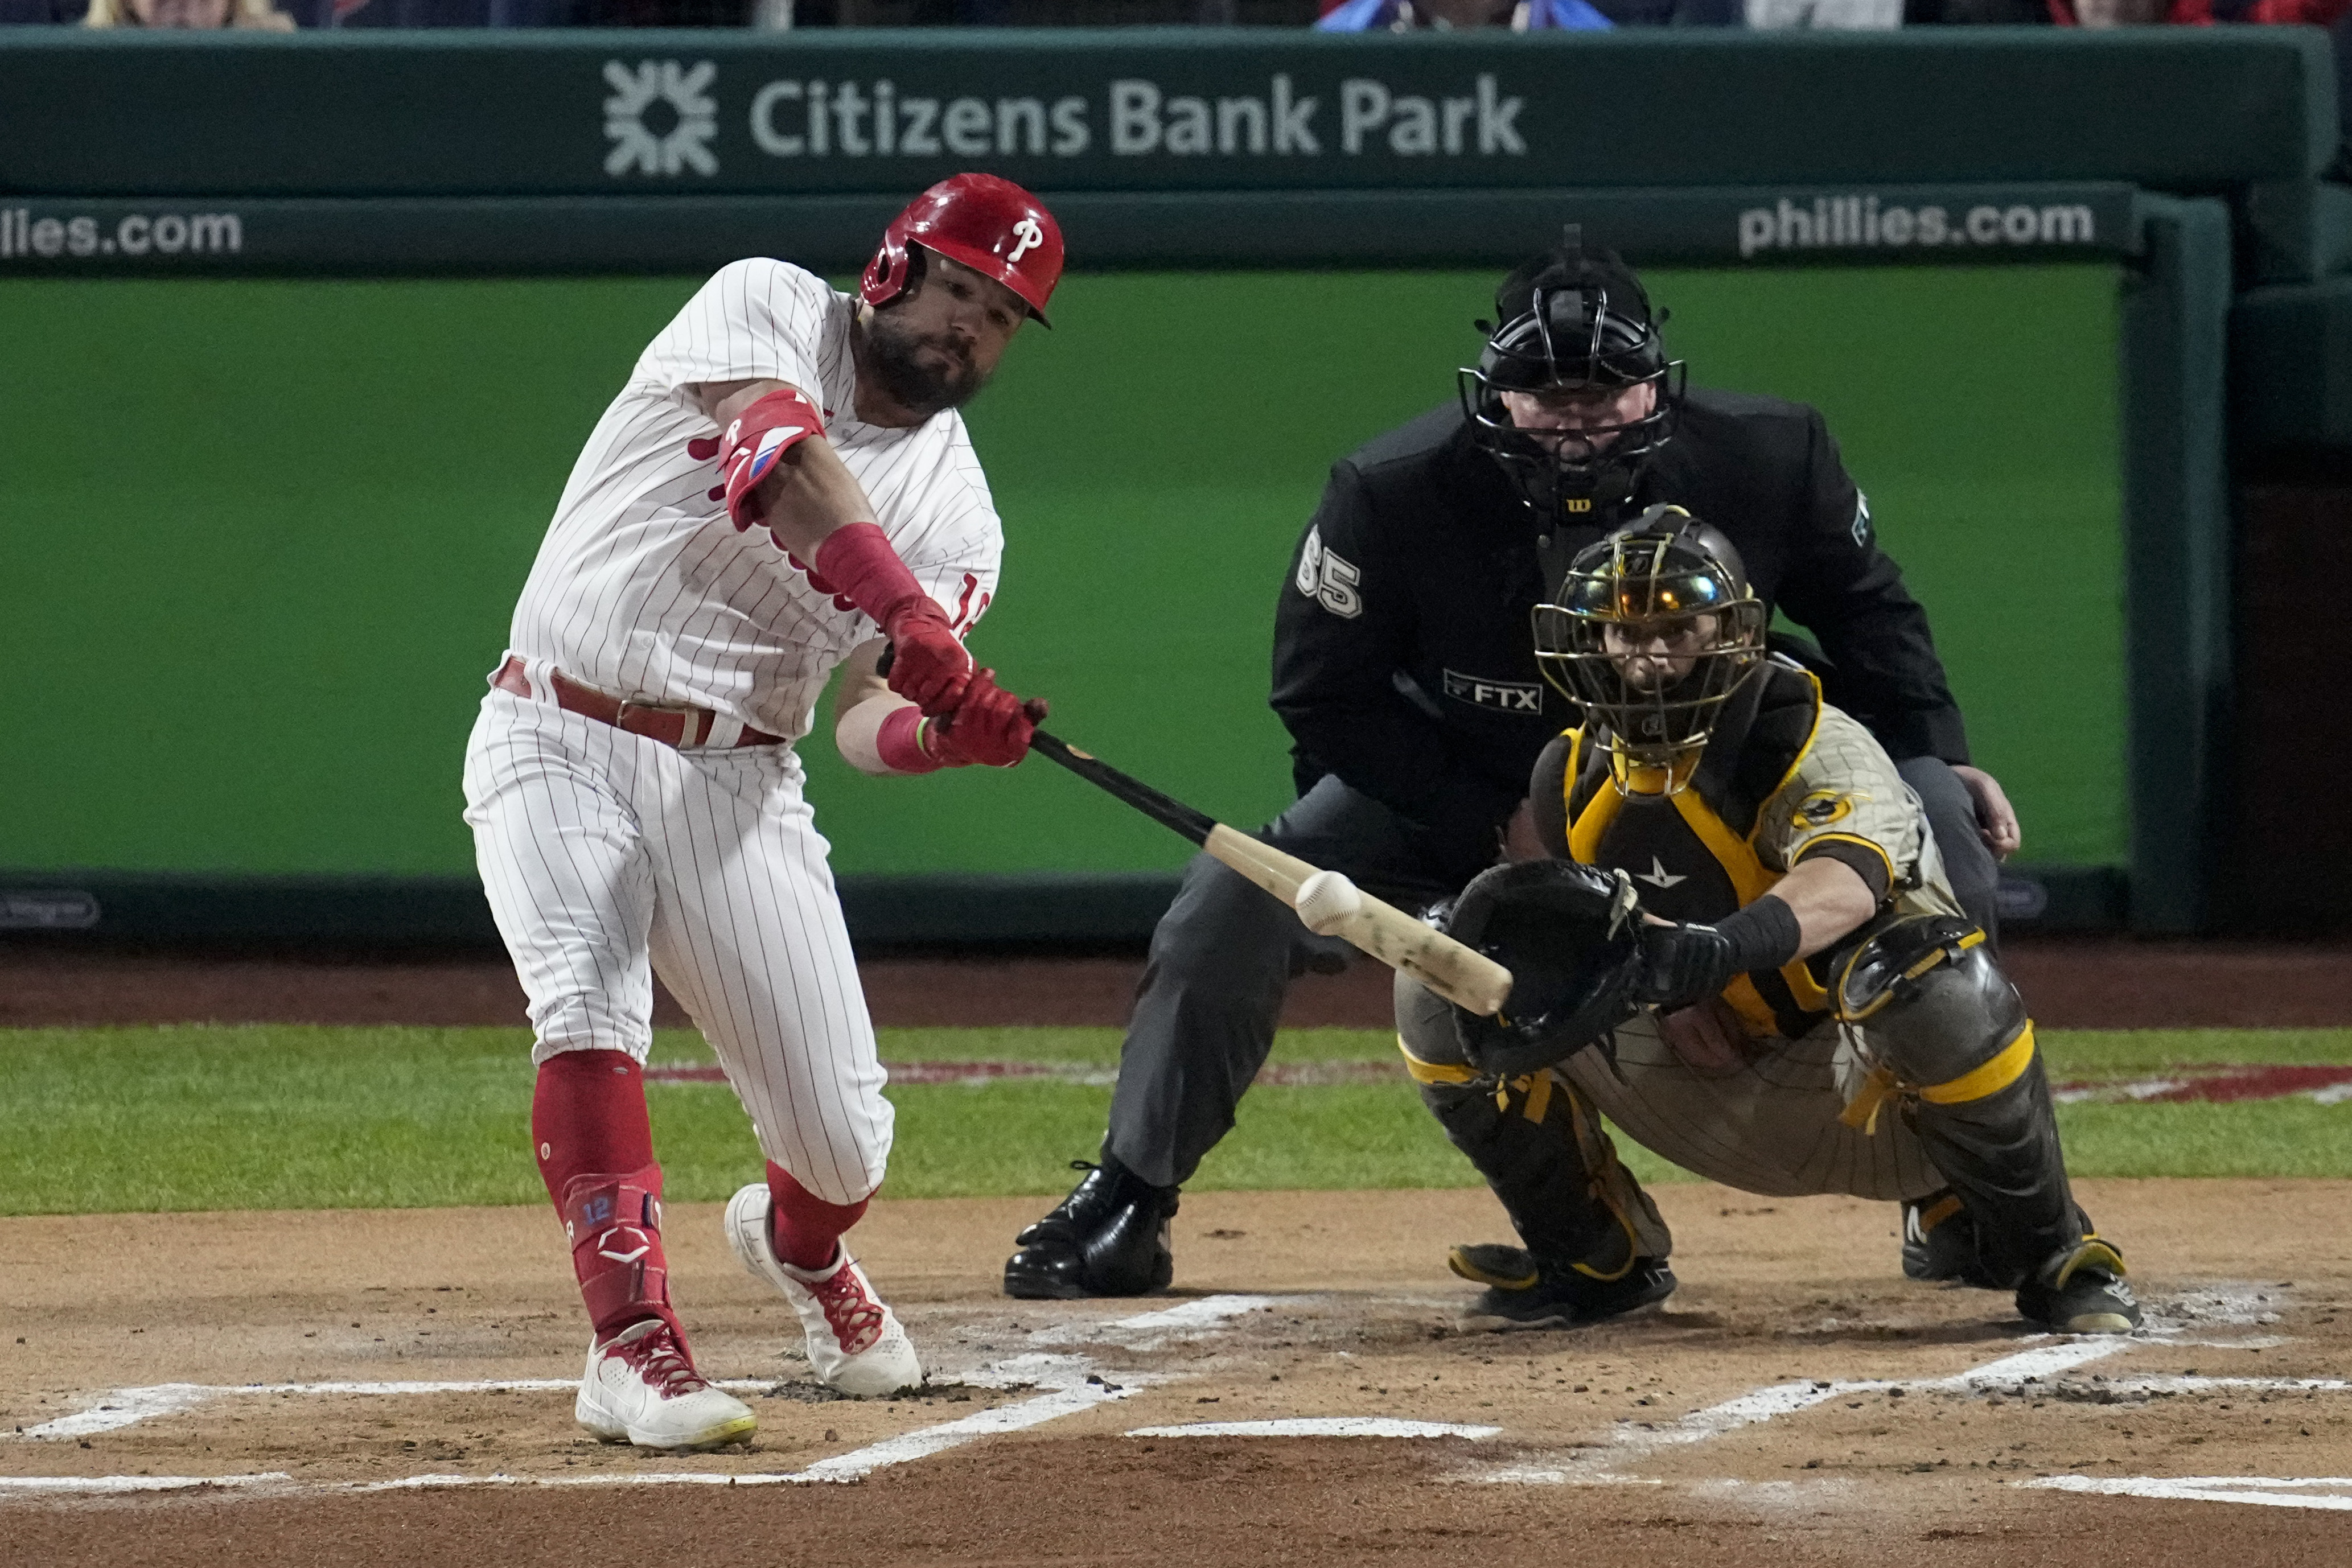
[1294,870,1364,936]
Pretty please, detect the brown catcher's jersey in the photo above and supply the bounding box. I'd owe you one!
[1529,658,1960,1041]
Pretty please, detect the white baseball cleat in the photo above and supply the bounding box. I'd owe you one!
[725,1182,923,1397]
[574,1316,758,1451]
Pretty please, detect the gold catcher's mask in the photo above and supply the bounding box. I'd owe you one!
[1533,505,1767,780]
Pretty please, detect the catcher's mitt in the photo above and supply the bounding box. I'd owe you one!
[1442,859,1644,1076]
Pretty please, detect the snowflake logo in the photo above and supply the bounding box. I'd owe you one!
[603,59,719,179]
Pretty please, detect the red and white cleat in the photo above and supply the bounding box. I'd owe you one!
[725,1182,923,1397]
[574,1317,757,1451]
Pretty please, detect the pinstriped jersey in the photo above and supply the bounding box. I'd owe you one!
[507,257,1004,743]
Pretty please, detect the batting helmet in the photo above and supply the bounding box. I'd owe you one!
[1458,227,1684,518]
[1533,505,1767,775]
[1443,859,1646,1077]
[861,174,1064,328]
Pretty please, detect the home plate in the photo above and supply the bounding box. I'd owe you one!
[1125,1418,1501,1440]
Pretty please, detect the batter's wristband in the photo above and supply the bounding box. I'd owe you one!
[719,388,827,532]
[875,705,947,775]
[812,522,932,627]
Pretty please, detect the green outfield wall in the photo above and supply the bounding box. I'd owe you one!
[0,264,2121,884]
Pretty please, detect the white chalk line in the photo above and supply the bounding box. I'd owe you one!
[2021,1475,2352,1512]
[0,1473,293,1497]
[1126,1418,1500,1441]
[1455,1337,2135,1486]
[0,1294,1274,1499]
[14,1381,580,1442]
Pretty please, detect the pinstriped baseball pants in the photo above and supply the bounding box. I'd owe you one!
[462,685,892,1206]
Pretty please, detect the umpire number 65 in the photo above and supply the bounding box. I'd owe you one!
[1295,526,1363,619]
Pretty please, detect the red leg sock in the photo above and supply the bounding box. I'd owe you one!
[767,1160,870,1272]
[534,1051,676,1342]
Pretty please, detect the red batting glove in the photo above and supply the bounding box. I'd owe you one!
[879,599,975,715]
[930,670,1048,769]
[813,522,974,715]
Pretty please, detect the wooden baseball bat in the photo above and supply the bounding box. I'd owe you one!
[1027,729,1514,1017]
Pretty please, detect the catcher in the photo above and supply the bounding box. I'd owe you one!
[1395,506,2140,1335]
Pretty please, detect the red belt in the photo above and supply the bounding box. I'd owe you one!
[493,656,783,751]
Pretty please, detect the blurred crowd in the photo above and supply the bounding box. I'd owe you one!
[3,0,2343,30]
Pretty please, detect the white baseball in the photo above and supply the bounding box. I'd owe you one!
[1294,870,1364,936]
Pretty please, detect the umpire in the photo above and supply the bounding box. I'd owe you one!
[1002,235,2017,1299]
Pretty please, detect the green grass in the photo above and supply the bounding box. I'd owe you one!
[0,1024,2345,1216]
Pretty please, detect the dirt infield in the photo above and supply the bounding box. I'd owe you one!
[6,937,2352,1030]
[5,1180,2349,1566]
[6,945,2350,1562]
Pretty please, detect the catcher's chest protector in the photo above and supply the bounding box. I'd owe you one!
[1551,665,1833,1038]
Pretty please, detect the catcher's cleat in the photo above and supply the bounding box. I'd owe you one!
[2016,1238,2142,1335]
[1449,1242,1539,1292]
[1900,1190,2000,1288]
[573,1318,757,1451]
[1003,1155,1178,1299]
[1461,1256,1676,1331]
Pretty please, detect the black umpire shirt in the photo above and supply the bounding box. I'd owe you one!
[1269,387,1968,871]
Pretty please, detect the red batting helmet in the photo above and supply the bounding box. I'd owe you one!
[861,174,1063,329]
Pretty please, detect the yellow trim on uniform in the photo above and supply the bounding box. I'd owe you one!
[1568,756,1626,865]
[1790,788,1858,828]
[1921,1021,2038,1105]
[1840,1020,2038,1135]
[1611,748,1699,799]
[1518,1069,1554,1124]
[1916,1192,1965,1233]
[1671,789,1777,905]
[1792,831,1897,889]
[1746,670,1828,841]
[1670,788,1831,1016]
[1559,1077,1642,1282]
[1396,1037,1479,1085]
[1839,1065,1901,1135]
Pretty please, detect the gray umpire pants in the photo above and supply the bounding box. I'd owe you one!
[1101,758,2000,1191]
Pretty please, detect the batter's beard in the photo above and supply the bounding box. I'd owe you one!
[860,315,986,420]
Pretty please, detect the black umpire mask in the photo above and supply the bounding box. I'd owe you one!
[1459,233,1684,524]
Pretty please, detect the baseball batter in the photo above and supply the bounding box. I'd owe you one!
[1394,508,2140,1337]
[461,175,1062,1450]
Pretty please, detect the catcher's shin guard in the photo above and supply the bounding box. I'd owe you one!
[1400,1040,1662,1277]
[1839,918,2083,1289]
[562,1163,679,1339]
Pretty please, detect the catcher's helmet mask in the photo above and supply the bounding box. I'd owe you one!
[1460,229,1685,520]
[1535,506,1767,783]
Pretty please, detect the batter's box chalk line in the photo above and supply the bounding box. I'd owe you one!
[1125,1418,1502,1440]
[0,1294,1284,1499]
[1448,1335,2351,1488]
[2021,1475,2352,1512]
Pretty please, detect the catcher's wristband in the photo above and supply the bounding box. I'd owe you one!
[1640,896,1802,1007]
[719,387,827,532]
[874,704,949,775]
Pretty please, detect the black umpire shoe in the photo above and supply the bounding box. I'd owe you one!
[1003,1155,1179,1299]
[1459,1253,1677,1331]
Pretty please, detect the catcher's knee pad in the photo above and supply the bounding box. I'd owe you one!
[1836,915,2030,1098]
[1393,971,1470,1068]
